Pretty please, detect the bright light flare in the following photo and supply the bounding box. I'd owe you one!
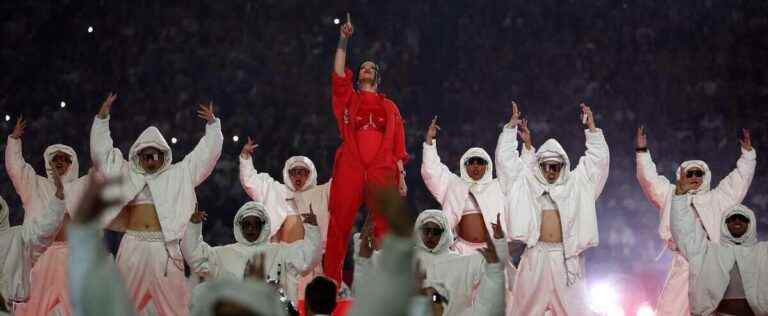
[171,137,178,144]
[60,101,66,108]
[333,18,340,25]
[4,115,10,122]
[87,26,94,33]
[590,282,620,313]
[636,304,655,316]
[232,135,239,142]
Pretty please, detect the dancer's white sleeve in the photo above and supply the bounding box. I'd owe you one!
[572,129,610,199]
[68,222,135,316]
[239,156,282,202]
[635,151,673,210]
[669,195,707,266]
[351,233,380,296]
[180,118,223,186]
[4,136,48,207]
[90,116,128,175]
[282,224,322,274]
[464,262,505,316]
[182,222,222,279]
[348,236,415,316]
[421,141,459,205]
[707,148,756,215]
[495,125,531,193]
[23,196,67,261]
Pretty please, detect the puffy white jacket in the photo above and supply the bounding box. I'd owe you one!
[5,136,89,220]
[0,195,66,304]
[239,155,330,243]
[670,197,768,315]
[637,148,756,244]
[502,129,610,258]
[90,116,223,241]
[183,201,322,303]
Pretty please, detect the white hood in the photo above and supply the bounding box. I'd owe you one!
[128,126,173,175]
[459,147,493,185]
[190,279,287,316]
[43,144,80,183]
[282,156,318,192]
[720,204,757,246]
[532,138,571,187]
[675,160,712,194]
[233,202,271,247]
[414,210,453,254]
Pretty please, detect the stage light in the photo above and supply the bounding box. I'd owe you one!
[232,135,239,142]
[333,18,340,25]
[87,26,94,33]
[636,304,655,316]
[590,282,620,313]
[60,101,66,108]
[605,304,625,316]
[171,137,178,144]
[4,115,10,122]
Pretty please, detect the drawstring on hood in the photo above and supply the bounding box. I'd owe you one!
[43,144,79,183]
[281,156,318,192]
[233,202,271,247]
[128,126,173,176]
[721,204,757,246]
[414,210,454,254]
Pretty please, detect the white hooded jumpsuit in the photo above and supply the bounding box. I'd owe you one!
[90,115,223,315]
[670,198,768,315]
[637,148,756,315]
[5,137,90,316]
[183,201,322,305]
[0,194,66,313]
[239,155,330,298]
[502,129,610,316]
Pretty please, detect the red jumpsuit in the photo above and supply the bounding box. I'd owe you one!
[324,68,409,284]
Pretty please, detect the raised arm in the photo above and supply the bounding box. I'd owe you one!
[495,102,534,193]
[90,93,127,174]
[181,103,224,186]
[420,117,458,205]
[331,14,355,135]
[334,13,353,77]
[707,129,756,211]
[182,210,222,279]
[283,208,323,274]
[670,184,708,264]
[635,126,673,209]
[23,170,67,261]
[573,103,610,198]
[5,117,46,204]
[238,137,280,201]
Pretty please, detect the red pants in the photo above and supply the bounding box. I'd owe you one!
[323,164,396,284]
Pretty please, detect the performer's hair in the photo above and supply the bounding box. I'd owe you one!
[305,276,337,314]
[356,60,382,89]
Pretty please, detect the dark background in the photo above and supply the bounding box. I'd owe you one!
[2,0,767,311]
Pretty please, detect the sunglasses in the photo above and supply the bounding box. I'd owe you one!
[289,168,310,177]
[540,163,563,173]
[465,157,488,166]
[686,170,705,178]
[421,227,444,236]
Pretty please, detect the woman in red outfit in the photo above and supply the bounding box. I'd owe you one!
[323,14,409,284]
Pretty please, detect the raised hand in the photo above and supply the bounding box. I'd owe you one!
[340,12,354,38]
[477,236,500,264]
[10,117,26,139]
[72,173,121,224]
[509,101,522,127]
[358,213,374,258]
[491,213,505,240]
[518,118,533,150]
[245,253,266,281]
[580,103,597,132]
[636,125,647,149]
[739,128,753,151]
[301,205,318,226]
[196,102,215,124]
[49,168,64,200]
[190,208,208,224]
[97,93,117,119]
[425,116,441,145]
[240,137,259,159]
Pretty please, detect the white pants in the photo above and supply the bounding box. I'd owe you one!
[656,252,691,316]
[511,242,594,316]
[15,242,71,316]
[117,231,190,316]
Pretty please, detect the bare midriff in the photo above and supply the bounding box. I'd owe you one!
[126,204,162,231]
[539,209,563,243]
[54,218,69,242]
[458,213,487,243]
[275,214,305,243]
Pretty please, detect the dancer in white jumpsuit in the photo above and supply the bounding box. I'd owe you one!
[0,182,66,313]
[5,117,90,316]
[635,126,756,315]
[670,191,768,315]
[90,94,223,315]
[183,201,322,304]
[503,104,609,316]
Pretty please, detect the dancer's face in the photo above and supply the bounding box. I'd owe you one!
[358,61,378,87]
[50,152,72,177]
[464,157,487,181]
[681,167,705,190]
[288,167,310,191]
[240,216,264,242]
[539,162,563,184]
[420,222,444,250]
[726,214,749,238]
[138,147,165,174]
